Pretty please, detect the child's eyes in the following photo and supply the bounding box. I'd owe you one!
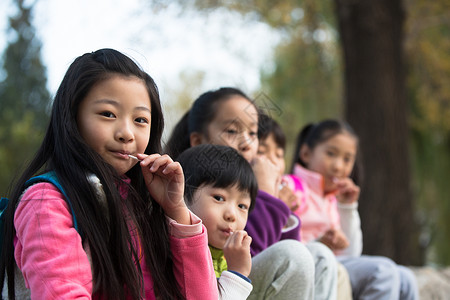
[135,117,149,124]
[257,148,267,155]
[100,111,115,118]
[326,150,336,157]
[238,203,249,210]
[213,195,225,202]
[344,156,354,163]
[225,129,238,135]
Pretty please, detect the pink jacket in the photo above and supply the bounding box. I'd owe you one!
[14,182,218,299]
[283,164,341,243]
[283,164,363,257]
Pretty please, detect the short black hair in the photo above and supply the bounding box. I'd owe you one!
[177,144,258,211]
[258,112,286,150]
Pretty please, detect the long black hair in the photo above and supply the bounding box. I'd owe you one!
[164,87,253,159]
[177,144,258,212]
[290,119,363,185]
[1,49,184,299]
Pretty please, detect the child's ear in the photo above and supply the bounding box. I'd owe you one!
[190,132,203,147]
[299,144,311,165]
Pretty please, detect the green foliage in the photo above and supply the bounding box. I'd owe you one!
[0,0,50,195]
[260,23,342,164]
[406,0,450,265]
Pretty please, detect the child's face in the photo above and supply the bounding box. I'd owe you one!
[77,75,151,175]
[257,133,285,176]
[301,132,357,193]
[192,96,259,163]
[188,184,251,249]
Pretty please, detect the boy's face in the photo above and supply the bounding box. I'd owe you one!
[188,184,251,249]
[257,133,285,176]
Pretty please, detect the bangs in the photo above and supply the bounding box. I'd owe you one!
[178,144,258,211]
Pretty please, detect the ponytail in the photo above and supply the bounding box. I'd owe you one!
[290,123,315,173]
[164,111,191,159]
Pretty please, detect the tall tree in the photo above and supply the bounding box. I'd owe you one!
[0,0,50,195]
[335,0,421,265]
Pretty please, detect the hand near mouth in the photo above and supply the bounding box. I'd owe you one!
[139,153,190,225]
[223,230,252,277]
[335,177,360,204]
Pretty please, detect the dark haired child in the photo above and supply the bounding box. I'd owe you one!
[166,87,316,299]
[284,119,419,300]
[257,113,352,300]
[178,144,258,299]
[1,49,217,299]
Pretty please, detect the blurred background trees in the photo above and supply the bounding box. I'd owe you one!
[1,0,449,266]
[0,0,50,195]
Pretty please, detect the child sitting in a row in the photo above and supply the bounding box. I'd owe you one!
[1,48,218,299]
[178,144,257,299]
[257,113,352,300]
[166,87,342,299]
[285,119,419,300]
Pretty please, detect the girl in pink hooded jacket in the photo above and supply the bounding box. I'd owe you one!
[1,49,217,299]
[284,119,418,300]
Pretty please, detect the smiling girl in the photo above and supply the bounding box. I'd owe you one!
[285,119,419,300]
[0,49,217,299]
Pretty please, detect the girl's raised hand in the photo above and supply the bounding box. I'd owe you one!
[335,178,360,204]
[278,182,300,212]
[251,156,281,197]
[138,153,190,225]
[223,230,252,277]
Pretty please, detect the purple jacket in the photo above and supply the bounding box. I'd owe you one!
[245,190,301,256]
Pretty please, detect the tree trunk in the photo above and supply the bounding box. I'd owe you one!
[335,0,423,265]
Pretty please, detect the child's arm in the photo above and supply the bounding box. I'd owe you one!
[336,202,363,257]
[169,213,219,300]
[14,183,92,298]
[334,178,363,257]
[217,271,253,300]
[138,153,191,225]
[245,190,300,256]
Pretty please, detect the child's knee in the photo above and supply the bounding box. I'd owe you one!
[367,256,400,283]
[271,240,315,276]
[307,242,336,265]
[397,266,419,299]
[306,241,338,275]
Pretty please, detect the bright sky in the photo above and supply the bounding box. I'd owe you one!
[0,0,280,105]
